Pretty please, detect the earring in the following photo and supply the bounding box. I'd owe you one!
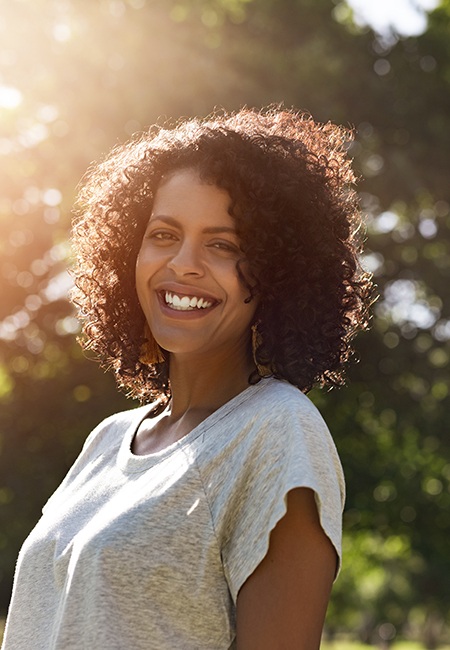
[139,322,164,365]
[251,321,269,376]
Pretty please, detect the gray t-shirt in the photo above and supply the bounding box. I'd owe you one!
[2,377,345,650]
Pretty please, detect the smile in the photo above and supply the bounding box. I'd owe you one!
[162,291,216,311]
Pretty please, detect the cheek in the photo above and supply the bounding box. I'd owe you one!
[136,240,154,268]
[220,263,250,303]
[135,249,157,309]
[135,245,164,280]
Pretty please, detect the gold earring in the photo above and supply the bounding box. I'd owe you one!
[139,322,164,365]
[251,321,269,376]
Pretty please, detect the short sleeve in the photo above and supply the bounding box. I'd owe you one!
[215,385,345,603]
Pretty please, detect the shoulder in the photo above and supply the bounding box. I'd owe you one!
[198,378,335,466]
[251,378,322,416]
[80,402,155,456]
[236,378,332,448]
[199,378,342,494]
[41,403,154,515]
[250,379,343,494]
[96,403,151,430]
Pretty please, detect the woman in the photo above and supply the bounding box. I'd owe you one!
[2,107,372,649]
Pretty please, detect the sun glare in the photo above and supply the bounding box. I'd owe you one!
[345,0,440,36]
[0,84,22,110]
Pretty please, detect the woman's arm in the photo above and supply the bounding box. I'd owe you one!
[236,487,337,650]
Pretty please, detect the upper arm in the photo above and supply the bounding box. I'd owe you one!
[235,487,337,650]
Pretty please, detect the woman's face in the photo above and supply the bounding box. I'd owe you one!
[135,168,258,361]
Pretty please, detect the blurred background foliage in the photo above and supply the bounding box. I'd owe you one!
[0,0,449,646]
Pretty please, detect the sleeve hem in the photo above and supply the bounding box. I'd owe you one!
[224,480,342,604]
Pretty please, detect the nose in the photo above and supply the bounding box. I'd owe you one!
[167,239,205,277]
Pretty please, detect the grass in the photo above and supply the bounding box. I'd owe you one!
[320,641,450,650]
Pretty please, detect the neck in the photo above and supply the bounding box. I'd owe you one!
[168,344,256,419]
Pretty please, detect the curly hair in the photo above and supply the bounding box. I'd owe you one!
[71,106,373,404]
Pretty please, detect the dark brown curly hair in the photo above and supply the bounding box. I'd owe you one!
[72,106,373,404]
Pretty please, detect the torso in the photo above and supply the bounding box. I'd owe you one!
[2,378,345,650]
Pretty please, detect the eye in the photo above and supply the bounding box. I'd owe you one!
[146,230,178,243]
[208,240,240,254]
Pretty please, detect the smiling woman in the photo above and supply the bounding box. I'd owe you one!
[2,107,373,650]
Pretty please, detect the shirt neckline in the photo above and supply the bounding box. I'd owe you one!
[117,378,272,474]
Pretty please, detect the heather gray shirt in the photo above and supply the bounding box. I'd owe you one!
[2,378,345,650]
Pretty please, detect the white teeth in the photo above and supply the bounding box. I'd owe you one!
[163,292,213,311]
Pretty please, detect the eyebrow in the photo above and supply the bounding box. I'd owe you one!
[149,215,237,235]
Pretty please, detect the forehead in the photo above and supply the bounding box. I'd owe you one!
[151,168,233,224]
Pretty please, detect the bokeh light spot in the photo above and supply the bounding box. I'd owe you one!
[42,188,62,207]
[383,331,399,349]
[0,84,22,109]
[73,385,92,402]
[418,218,437,238]
[25,294,42,311]
[53,23,72,42]
[12,199,29,216]
[372,211,399,233]
[11,356,30,374]
[400,506,416,523]
[431,381,448,401]
[9,229,34,247]
[44,207,60,224]
[36,104,59,123]
[420,55,436,72]
[16,271,34,288]
[427,348,448,368]
[30,259,48,277]
[55,317,80,336]
[374,481,397,502]
[374,59,391,76]
[423,477,443,496]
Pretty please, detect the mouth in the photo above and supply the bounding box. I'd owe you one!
[160,290,219,312]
